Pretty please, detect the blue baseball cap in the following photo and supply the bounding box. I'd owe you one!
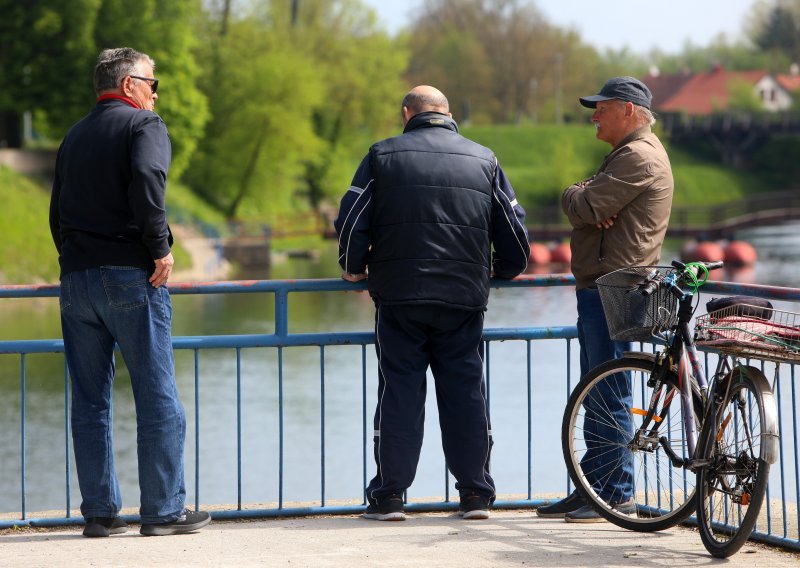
[579,76,652,110]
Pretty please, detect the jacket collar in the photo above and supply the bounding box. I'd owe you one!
[403,111,459,134]
[96,93,141,109]
[613,124,651,150]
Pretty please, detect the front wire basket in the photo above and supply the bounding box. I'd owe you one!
[596,266,678,342]
[695,303,800,364]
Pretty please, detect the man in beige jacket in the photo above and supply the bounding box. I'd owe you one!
[537,76,674,522]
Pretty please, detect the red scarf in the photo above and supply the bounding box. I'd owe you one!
[96,94,140,109]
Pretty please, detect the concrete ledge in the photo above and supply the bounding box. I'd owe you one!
[0,148,57,177]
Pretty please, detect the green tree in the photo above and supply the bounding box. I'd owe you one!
[0,0,207,178]
[727,78,764,113]
[0,0,100,145]
[748,0,800,64]
[278,0,408,210]
[186,0,407,219]
[649,34,786,75]
[186,16,325,218]
[406,0,607,124]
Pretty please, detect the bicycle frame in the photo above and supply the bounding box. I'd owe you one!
[638,284,779,469]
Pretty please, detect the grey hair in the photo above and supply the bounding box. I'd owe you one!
[635,105,656,127]
[401,90,449,114]
[612,99,656,127]
[93,47,155,95]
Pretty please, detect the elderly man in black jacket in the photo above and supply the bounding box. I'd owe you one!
[50,47,210,538]
[335,85,530,522]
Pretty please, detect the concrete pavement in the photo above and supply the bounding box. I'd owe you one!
[2,510,798,568]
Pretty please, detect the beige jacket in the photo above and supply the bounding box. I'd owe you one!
[561,126,674,290]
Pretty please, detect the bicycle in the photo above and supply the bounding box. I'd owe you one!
[561,260,786,557]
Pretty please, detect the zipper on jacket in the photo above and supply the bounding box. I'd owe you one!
[598,230,605,262]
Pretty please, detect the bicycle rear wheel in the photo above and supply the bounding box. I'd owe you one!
[696,366,774,558]
[562,355,702,531]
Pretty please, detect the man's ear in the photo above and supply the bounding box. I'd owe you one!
[625,101,635,117]
[401,105,413,125]
[122,75,134,97]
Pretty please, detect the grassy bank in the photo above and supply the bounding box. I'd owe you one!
[463,124,771,207]
[0,166,217,284]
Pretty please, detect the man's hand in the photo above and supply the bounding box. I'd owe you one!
[342,271,367,282]
[150,252,174,288]
[596,215,617,229]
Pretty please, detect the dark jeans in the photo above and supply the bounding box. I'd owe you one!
[365,304,495,504]
[59,267,186,524]
[576,287,634,502]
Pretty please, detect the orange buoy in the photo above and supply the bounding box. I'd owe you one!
[528,242,551,265]
[688,241,725,263]
[550,242,572,264]
[724,240,757,267]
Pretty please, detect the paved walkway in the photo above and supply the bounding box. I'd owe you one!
[2,510,798,568]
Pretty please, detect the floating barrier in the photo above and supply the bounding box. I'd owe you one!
[550,242,572,264]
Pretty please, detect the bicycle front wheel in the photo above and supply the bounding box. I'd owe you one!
[562,355,702,531]
[696,366,775,558]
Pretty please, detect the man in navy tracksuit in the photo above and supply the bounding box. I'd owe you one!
[334,85,530,521]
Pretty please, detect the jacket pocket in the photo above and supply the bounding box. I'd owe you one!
[100,266,148,310]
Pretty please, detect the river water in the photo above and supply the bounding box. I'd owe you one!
[1,225,799,515]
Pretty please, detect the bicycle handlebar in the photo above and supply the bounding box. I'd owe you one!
[638,260,723,297]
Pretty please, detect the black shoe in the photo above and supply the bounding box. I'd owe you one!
[363,494,406,521]
[564,497,636,523]
[140,509,211,536]
[535,491,586,518]
[459,491,491,520]
[83,516,128,538]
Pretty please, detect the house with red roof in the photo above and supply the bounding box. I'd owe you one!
[642,64,795,115]
[776,63,800,94]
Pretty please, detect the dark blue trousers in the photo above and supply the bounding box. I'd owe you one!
[576,288,634,502]
[365,304,495,504]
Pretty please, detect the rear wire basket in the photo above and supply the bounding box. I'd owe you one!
[695,304,800,364]
[595,266,678,342]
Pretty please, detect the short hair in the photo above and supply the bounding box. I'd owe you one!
[611,99,656,127]
[634,104,656,127]
[401,89,449,114]
[93,47,154,95]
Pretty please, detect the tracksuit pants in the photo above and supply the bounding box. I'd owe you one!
[365,304,495,505]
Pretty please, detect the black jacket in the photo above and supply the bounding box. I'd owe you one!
[50,98,172,277]
[335,112,529,310]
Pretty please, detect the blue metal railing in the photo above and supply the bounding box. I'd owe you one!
[0,275,798,553]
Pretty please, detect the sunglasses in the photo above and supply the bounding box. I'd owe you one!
[129,75,159,94]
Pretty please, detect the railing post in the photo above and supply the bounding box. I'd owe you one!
[320,345,326,508]
[236,347,242,511]
[194,349,200,511]
[275,288,289,339]
[362,344,368,505]
[278,346,284,510]
[64,360,71,517]
[21,353,26,520]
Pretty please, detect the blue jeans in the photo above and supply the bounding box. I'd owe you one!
[59,267,186,524]
[576,287,633,502]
